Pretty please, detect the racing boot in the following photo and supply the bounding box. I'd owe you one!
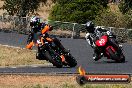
[93,53,101,61]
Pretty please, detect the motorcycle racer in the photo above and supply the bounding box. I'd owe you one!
[85,21,120,61]
[26,16,68,59]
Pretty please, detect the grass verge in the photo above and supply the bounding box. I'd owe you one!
[0,75,131,88]
[0,45,48,66]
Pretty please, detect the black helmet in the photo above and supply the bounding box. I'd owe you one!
[85,21,95,33]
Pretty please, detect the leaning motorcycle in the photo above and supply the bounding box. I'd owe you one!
[36,35,77,68]
[92,33,125,63]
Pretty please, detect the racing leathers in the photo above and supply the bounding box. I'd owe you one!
[85,26,118,61]
[26,23,68,59]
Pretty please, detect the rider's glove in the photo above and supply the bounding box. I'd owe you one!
[49,26,53,31]
[106,31,116,39]
[106,31,112,36]
[37,40,42,44]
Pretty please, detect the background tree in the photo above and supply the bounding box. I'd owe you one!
[94,9,127,28]
[3,0,48,17]
[119,0,132,14]
[49,0,109,23]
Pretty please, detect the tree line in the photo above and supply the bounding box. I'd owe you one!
[2,0,132,28]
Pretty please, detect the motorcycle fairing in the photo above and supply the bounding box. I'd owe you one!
[95,35,108,47]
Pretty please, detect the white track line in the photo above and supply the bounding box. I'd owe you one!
[0,63,53,68]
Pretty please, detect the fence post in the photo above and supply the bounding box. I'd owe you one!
[13,16,16,31]
[0,16,2,30]
[127,29,132,42]
[108,27,115,32]
[1,14,3,30]
[72,23,77,39]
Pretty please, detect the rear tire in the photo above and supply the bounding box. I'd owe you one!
[107,48,125,63]
[44,51,63,68]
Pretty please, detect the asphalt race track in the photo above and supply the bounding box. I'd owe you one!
[0,32,132,74]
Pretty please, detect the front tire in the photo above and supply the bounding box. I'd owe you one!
[107,48,125,63]
[65,53,77,67]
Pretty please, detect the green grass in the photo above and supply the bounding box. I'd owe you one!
[17,83,132,88]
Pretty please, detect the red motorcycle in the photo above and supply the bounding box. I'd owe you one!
[95,34,125,63]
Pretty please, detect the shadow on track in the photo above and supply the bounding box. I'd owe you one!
[105,61,128,63]
[93,60,128,64]
[38,65,78,69]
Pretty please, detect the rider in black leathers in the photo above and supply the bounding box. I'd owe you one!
[26,16,68,59]
[85,21,119,61]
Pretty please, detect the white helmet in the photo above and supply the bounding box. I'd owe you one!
[30,16,40,27]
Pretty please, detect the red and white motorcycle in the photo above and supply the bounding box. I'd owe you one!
[86,31,125,63]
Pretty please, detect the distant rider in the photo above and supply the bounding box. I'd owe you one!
[85,21,119,61]
[26,16,68,59]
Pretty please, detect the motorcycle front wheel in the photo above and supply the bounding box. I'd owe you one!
[44,51,63,68]
[65,53,77,67]
[107,48,125,63]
